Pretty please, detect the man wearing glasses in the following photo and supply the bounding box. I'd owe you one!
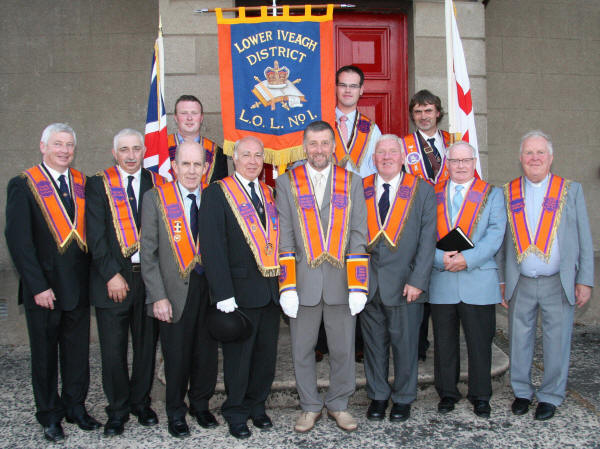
[428,142,506,418]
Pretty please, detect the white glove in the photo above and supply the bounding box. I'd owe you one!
[348,292,367,316]
[216,297,238,313]
[279,290,299,319]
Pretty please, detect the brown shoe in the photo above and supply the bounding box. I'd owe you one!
[294,411,322,433]
[327,410,358,432]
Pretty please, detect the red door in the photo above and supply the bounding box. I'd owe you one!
[334,13,409,137]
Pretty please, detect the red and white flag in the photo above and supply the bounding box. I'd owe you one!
[446,0,482,178]
[143,28,171,180]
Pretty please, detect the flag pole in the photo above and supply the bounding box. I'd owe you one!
[445,0,457,142]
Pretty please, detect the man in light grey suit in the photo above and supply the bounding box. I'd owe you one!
[276,120,368,433]
[499,130,593,421]
[361,135,436,422]
[429,141,506,418]
[140,141,218,438]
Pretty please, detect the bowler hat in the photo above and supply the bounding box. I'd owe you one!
[207,307,253,343]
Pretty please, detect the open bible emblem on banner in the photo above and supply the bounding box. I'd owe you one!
[216,5,335,166]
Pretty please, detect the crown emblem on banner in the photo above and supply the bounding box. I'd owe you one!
[264,60,290,87]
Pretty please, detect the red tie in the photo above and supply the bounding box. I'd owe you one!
[339,115,349,144]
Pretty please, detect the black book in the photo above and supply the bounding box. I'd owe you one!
[436,227,475,252]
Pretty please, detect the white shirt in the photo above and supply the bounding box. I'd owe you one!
[177,182,200,214]
[306,162,331,208]
[335,107,379,178]
[235,172,263,205]
[117,166,142,263]
[418,129,447,158]
[448,178,474,205]
[376,173,401,202]
[43,163,71,194]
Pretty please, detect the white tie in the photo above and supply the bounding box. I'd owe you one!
[314,173,326,208]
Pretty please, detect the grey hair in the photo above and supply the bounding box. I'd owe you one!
[375,134,404,151]
[41,123,76,146]
[520,130,553,155]
[233,136,264,160]
[447,140,477,158]
[113,128,144,150]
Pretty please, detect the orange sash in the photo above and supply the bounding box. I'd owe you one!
[363,173,419,250]
[333,112,374,171]
[288,165,352,269]
[155,181,201,277]
[168,133,218,189]
[402,131,452,185]
[22,165,86,253]
[218,176,279,277]
[435,179,491,240]
[102,167,166,257]
[505,175,569,263]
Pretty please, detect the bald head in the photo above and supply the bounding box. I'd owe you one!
[172,141,207,190]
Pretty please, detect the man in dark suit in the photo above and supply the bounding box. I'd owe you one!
[199,136,280,439]
[499,130,594,421]
[361,134,436,422]
[5,123,100,442]
[86,129,164,436]
[167,94,228,185]
[140,140,218,438]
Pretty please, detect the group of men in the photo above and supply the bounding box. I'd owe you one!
[5,65,594,444]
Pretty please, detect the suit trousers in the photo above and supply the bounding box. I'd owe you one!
[290,300,356,412]
[221,302,280,424]
[95,270,159,419]
[158,271,217,420]
[361,292,423,404]
[431,302,496,401]
[509,274,574,406]
[24,302,90,426]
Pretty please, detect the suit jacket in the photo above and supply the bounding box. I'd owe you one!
[275,166,367,306]
[429,185,506,305]
[140,183,198,323]
[198,181,279,307]
[368,176,436,306]
[5,172,89,311]
[86,168,155,308]
[499,179,594,305]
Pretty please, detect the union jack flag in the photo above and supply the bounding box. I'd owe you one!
[143,29,171,180]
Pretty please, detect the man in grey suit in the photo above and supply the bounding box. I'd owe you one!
[276,120,368,433]
[361,134,436,422]
[429,141,506,418]
[499,130,594,421]
[140,141,218,438]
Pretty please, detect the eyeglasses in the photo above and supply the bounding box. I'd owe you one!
[447,158,475,165]
[336,83,361,90]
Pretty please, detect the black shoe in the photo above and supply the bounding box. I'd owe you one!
[190,409,218,428]
[438,397,457,414]
[66,412,101,430]
[389,403,411,422]
[228,422,251,439]
[511,397,531,416]
[355,351,364,363]
[418,353,427,362]
[103,418,126,436]
[252,414,273,429]
[43,422,65,442]
[534,402,556,421]
[472,400,491,418]
[168,418,190,438]
[366,400,388,420]
[132,407,158,426]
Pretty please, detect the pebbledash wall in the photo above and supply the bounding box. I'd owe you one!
[0,0,598,344]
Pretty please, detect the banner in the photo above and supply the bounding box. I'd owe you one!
[445,0,482,178]
[217,5,335,166]
[143,29,172,181]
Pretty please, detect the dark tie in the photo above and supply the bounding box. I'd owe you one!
[426,138,442,178]
[127,175,139,229]
[378,183,390,223]
[58,174,74,220]
[249,181,266,227]
[188,193,198,244]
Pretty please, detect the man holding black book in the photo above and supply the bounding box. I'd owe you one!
[429,141,506,418]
